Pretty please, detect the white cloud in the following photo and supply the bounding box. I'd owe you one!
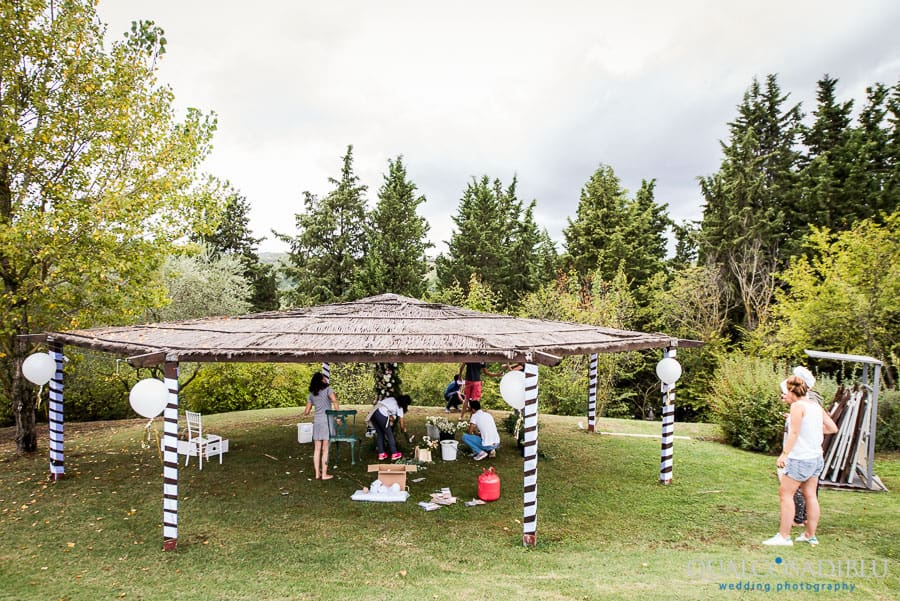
[96,0,900,254]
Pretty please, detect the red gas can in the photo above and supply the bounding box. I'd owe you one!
[478,467,500,501]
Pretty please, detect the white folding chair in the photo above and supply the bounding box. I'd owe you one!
[183,411,225,470]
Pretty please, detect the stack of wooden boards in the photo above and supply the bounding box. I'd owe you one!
[821,384,886,490]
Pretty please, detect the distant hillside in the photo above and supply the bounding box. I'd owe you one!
[259,252,288,265]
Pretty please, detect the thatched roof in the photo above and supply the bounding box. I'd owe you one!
[40,293,700,367]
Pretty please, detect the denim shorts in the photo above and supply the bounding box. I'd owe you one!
[784,456,824,482]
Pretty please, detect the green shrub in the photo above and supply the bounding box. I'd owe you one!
[182,363,313,413]
[402,363,457,408]
[537,356,590,416]
[875,390,900,452]
[708,353,787,453]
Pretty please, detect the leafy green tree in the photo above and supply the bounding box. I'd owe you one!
[435,175,551,309]
[153,245,252,321]
[518,268,644,417]
[0,3,218,452]
[354,156,431,298]
[277,145,368,306]
[770,212,899,386]
[195,182,278,311]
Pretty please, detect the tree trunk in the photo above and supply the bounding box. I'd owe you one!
[13,354,38,454]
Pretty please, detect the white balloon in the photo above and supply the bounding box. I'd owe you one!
[656,357,682,385]
[129,378,169,418]
[22,352,56,386]
[499,370,526,411]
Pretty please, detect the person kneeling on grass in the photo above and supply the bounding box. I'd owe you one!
[462,400,500,461]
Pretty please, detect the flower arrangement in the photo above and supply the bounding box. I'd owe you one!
[416,435,439,450]
[374,362,401,399]
[428,416,468,435]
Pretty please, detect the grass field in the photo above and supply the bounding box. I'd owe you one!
[1,407,897,600]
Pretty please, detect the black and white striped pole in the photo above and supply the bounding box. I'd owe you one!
[129,366,177,549]
[48,341,65,481]
[657,348,681,484]
[522,360,539,546]
[587,353,598,433]
[21,348,62,480]
[162,361,180,550]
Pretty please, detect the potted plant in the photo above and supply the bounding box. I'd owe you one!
[415,436,437,463]
[425,416,441,441]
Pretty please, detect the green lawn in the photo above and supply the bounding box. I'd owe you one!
[1,407,897,600]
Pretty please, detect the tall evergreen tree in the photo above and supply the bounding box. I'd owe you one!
[436,175,503,294]
[797,75,855,231]
[844,82,900,222]
[886,81,900,212]
[195,183,278,311]
[507,200,557,295]
[562,165,670,305]
[622,179,671,295]
[354,156,431,298]
[562,164,629,279]
[277,146,368,306]
[435,175,552,309]
[697,74,804,331]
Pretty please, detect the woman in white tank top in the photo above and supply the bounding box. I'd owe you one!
[763,375,838,547]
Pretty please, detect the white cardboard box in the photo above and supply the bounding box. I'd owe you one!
[177,438,229,458]
[297,423,313,443]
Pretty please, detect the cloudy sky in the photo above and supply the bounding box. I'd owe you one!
[96,1,900,255]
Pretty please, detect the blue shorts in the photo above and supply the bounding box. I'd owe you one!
[784,456,824,482]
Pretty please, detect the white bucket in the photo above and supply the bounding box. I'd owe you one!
[440,440,458,461]
[297,423,313,444]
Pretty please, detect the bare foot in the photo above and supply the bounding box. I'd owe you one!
[321,474,334,480]
[314,474,321,479]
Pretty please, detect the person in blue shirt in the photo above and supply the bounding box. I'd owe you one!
[444,374,463,412]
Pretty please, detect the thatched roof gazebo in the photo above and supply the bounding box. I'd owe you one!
[34,293,700,549]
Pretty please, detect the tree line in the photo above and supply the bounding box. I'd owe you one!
[2,1,898,454]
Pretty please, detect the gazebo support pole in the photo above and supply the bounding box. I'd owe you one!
[522,360,539,547]
[587,353,598,432]
[588,353,598,432]
[322,362,330,380]
[48,339,65,481]
[162,359,180,551]
[867,364,881,488]
[659,347,676,484]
